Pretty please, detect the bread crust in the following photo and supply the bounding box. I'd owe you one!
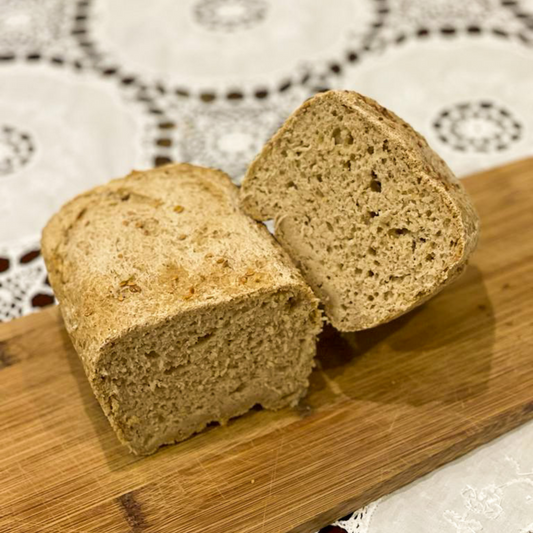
[42,163,322,453]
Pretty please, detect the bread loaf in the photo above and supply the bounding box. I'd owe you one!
[240,90,479,331]
[42,164,322,455]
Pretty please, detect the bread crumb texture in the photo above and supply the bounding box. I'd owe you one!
[42,163,322,454]
[240,90,479,331]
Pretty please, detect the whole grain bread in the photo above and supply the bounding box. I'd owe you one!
[240,90,479,331]
[42,163,322,455]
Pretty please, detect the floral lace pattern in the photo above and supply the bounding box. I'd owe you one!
[1,0,533,531]
[0,237,54,322]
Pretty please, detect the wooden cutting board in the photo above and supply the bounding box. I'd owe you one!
[1,159,533,533]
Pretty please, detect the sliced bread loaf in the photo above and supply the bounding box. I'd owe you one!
[240,90,479,331]
[42,164,322,455]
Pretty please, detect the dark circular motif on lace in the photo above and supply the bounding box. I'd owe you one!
[20,249,41,263]
[433,101,522,152]
[0,125,35,177]
[31,292,55,308]
[0,258,10,273]
[193,0,268,32]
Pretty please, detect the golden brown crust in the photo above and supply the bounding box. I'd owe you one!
[42,163,316,372]
[42,163,323,454]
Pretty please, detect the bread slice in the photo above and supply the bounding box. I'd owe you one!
[42,164,322,455]
[240,90,479,331]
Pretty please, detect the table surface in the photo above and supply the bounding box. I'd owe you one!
[1,1,533,531]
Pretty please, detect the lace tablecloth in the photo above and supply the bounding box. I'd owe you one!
[1,1,533,531]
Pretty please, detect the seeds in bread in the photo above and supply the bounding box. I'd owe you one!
[41,163,322,455]
[240,90,479,331]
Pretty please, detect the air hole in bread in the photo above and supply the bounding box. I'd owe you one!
[370,178,384,192]
[195,332,213,346]
[389,228,409,237]
[370,172,382,192]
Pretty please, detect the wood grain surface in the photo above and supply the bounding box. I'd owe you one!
[1,159,533,533]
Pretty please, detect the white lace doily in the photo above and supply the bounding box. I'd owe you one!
[1,0,533,531]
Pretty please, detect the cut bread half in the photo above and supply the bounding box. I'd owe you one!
[42,164,322,454]
[240,90,479,331]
